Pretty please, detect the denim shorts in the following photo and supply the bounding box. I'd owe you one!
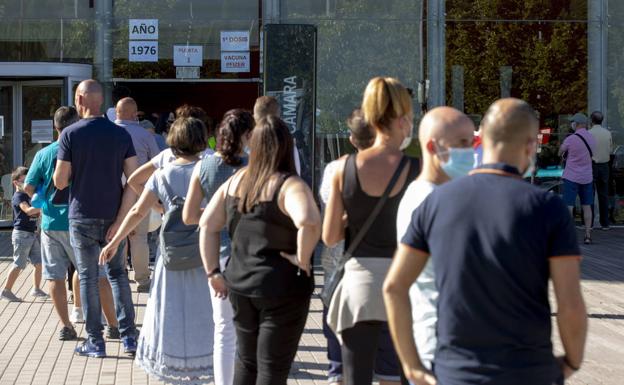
[563,179,594,206]
[12,229,41,269]
[42,230,107,281]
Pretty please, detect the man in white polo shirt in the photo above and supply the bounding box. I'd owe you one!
[589,111,613,230]
[394,106,475,370]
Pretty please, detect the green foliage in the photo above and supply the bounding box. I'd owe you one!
[446,0,588,120]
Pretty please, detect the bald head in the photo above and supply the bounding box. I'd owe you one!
[116,97,138,121]
[481,98,538,148]
[75,79,103,116]
[418,107,475,146]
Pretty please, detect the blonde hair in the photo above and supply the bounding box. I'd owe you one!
[362,77,412,131]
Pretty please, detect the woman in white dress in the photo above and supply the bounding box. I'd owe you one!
[100,117,214,384]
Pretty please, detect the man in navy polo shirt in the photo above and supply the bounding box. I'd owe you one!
[53,79,139,358]
[384,98,587,385]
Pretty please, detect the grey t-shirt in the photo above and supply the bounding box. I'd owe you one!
[116,119,160,166]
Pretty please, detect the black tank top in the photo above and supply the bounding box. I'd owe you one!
[224,173,314,298]
[342,154,419,258]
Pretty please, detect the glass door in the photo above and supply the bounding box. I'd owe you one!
[20,80,64,167]
[0,83,15,224]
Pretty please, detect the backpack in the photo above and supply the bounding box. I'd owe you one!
[158,171,203,271]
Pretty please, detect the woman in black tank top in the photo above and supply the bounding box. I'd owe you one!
[198,116,321,385]
[323,77,418,385]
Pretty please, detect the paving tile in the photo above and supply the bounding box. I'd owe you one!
[0,228,620,384]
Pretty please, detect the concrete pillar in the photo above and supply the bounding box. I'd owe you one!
[94,0,113,108]
[588,0,607,124]
[427,0,446,109]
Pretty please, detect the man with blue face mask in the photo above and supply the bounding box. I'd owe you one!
[385,98,587,385]
[394,106,475,374]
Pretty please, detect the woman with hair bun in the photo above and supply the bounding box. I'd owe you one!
[183,109,254,385]
[323,77,419,385]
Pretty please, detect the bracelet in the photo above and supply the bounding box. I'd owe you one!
[207,267,221,278]
[563,356,580,372]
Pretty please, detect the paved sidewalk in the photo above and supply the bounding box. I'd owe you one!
[0,228,619,384]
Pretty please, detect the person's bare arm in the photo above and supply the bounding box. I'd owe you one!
[127,161,157,196]
[551,257,587,378]
[199,180,229,298]
[18,202,40,217]
[24,184,35,197]
[183,163,205,225]
[100,187,159,264]
[383,244,436,385]
[279,177,321,276]
[53,160,72,190]
[106,156,139,241]
[322,158,346,246]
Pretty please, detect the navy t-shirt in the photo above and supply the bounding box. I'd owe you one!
[12,191,37,232]
[401,164,580,385]
[57,117,136,220]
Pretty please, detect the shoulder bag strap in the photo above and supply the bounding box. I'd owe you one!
[158,170,177,202]
[574,133,594,158]
[342,155,409,259]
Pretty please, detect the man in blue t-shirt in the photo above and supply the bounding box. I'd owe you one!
[25,106,119,341]
[53,79,139,358]
[384,98,587,385]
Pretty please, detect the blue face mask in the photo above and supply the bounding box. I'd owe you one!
[438,147,475,179]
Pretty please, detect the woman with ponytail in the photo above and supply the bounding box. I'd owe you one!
[183,109,254,385]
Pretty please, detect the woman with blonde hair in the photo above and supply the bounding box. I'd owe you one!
[324,77,419,385]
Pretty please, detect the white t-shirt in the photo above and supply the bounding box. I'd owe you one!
[150,148,214,169]
[396,179,437,370]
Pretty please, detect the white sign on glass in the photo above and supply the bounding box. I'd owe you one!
[129,19,158,40]
[173,45,203,67]
[0,116,3,138]
[129,41,158,62]
[31,120,54,143]
[176,67,200,79]
[220,31,250,51]
[221,52,250,73]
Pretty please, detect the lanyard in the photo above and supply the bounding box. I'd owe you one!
[469,163,523,178]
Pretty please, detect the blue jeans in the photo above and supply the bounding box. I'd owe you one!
[69,218,137,342]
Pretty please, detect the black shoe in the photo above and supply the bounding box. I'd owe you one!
[106,326,120,339]
[59,326,77,341]
[584,235,592,245]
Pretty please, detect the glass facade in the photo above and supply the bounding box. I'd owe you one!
[0,0,622,194]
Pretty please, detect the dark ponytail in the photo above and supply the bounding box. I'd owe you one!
[216,109,254,166]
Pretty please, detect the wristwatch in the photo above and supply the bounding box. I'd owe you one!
[207,267,222,279]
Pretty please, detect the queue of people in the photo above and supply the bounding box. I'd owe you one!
[0,77,588,385]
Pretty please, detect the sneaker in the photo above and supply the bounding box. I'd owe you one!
[136,282,151,293]
[30,288,49,298]
[106,326,120,339]
[602,226,610,231]
[1,289,21,302]
[59,326,77,341]
[75,339,106,358]
[122,336,137,355]
[70,307,84,324]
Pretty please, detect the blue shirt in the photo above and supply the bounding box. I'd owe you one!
[57,117,136,220]
[25,142,69,231]
[12,191,37,232]
[401,164,580,385]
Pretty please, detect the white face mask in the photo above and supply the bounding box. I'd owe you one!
[400,117,413,150]
[523,156,536,178]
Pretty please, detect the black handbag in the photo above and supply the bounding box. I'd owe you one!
[320,156,409,307]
